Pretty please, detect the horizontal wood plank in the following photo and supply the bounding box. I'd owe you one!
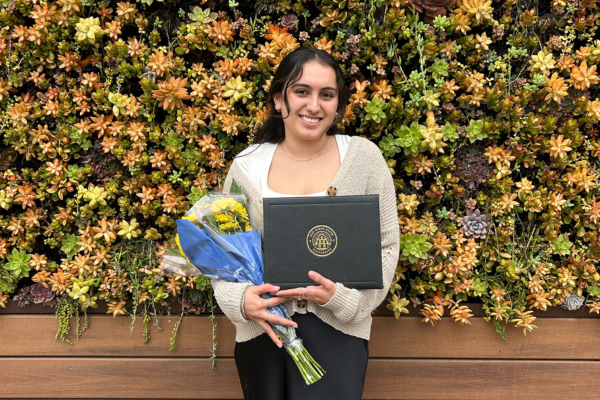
[3,315,600,360]
[2,358,600,399]
[0,314,236,358]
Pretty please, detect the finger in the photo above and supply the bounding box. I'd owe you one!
[255,283,280,294]
[264,296,288,308]
[268,314,298,328]
[260,321,282,348]
[275,289,303,297]
[309,271,333,289]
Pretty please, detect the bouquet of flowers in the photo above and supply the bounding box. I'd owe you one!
[159,181,325,385]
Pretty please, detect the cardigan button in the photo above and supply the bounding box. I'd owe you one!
[297,299,307,308]
[327,186,337,196]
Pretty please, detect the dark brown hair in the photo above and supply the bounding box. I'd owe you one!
[253,46,349,145]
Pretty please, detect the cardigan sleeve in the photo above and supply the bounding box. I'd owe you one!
[209,161,251,324]
[318,146,400,323]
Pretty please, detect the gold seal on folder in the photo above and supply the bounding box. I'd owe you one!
[306,225,337,257]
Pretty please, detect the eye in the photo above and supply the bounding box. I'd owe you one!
[296,90,307,95]
[322,92,335,98]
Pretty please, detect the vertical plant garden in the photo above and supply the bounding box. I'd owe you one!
[1,0,600,341]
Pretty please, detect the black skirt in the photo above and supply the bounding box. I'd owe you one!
[234,312,369,400]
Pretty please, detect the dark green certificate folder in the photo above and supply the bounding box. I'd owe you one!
[263,195,382,290]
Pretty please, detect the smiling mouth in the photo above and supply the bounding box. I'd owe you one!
[299,115,323,123]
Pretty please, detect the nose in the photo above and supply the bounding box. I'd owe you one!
[305,94,320,114]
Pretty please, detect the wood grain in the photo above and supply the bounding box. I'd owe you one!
[0,314,235,357]
[3,315,600,360]
[2,358,600,399]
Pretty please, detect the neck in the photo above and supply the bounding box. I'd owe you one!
[281,134,330,159]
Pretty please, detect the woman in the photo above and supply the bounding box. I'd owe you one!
[212,47,399,399]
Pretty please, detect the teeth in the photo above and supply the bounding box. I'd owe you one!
[301,116,320,123]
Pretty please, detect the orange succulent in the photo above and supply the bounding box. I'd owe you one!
[152,77,192,111]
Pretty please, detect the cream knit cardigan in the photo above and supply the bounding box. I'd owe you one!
[212,136,400,342]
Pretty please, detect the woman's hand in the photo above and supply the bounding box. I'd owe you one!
[275,271,337,306]
[243,283,298,348]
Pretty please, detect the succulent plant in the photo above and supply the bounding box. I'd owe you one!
[30,283,56,305]
[396,121,426,157]
[408,0,457,23]
[561,293,585,311]
[399,234,432,263]
[75,17,104,45]
[455,145,494,189]
[152,77,192,111]
[460,209,491,239]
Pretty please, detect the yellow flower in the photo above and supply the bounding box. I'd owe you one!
[210,197,238,214]
[182,213,197,222]
[218,221,240,231]
[175,234,193,265]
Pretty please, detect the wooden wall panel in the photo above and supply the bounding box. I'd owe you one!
[3,315,600,360]
[2,358,600,399]
[0,314,236,357]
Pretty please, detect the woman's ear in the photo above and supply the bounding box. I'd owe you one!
[273,93,281,112]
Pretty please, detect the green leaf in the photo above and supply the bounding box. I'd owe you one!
[61,234,79,259]
[230,178,243,195]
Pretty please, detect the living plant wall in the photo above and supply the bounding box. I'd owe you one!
[1,0,600,340]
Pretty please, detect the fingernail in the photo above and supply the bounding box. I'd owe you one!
[278,342,282,348]
[273,286,280,291]
[308,271,315,278]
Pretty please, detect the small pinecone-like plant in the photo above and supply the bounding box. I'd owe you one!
[561,293,585,311]
[455,144,494,188]
[460,209,491,239]
[408,0,457,23]
[514,78,528,90]
[547,35,563,51]
[281,14,298,30]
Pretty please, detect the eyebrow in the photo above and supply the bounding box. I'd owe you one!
[290,83,338,92]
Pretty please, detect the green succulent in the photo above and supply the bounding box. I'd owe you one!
[379,134,401,158]
[5,249,31,278]
[466,120,486,143]
[364,97,388,124]
[68,280,90,301]
[427,58,449,80]
[108,92,130,117]
[75,17,104,45]
[552,234,573,256]
[0,190,13,210]
[118,218,143,240]
[386,294,410,319]
[61,234,79,259]
[396,121,426,157]
[399,234,432,263]
[82,185,108,209]
[187,187,208,204]
[188,6,216,26]
[222,76,250,104]
[441,122,459,142]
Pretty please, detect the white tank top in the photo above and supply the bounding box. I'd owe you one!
[235,135,352,198]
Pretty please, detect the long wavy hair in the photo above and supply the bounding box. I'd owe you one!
[253,47,350,145]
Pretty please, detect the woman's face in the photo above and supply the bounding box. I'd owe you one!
[273,61,339,143]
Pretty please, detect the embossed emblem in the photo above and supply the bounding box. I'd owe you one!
[306,225,338,257]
